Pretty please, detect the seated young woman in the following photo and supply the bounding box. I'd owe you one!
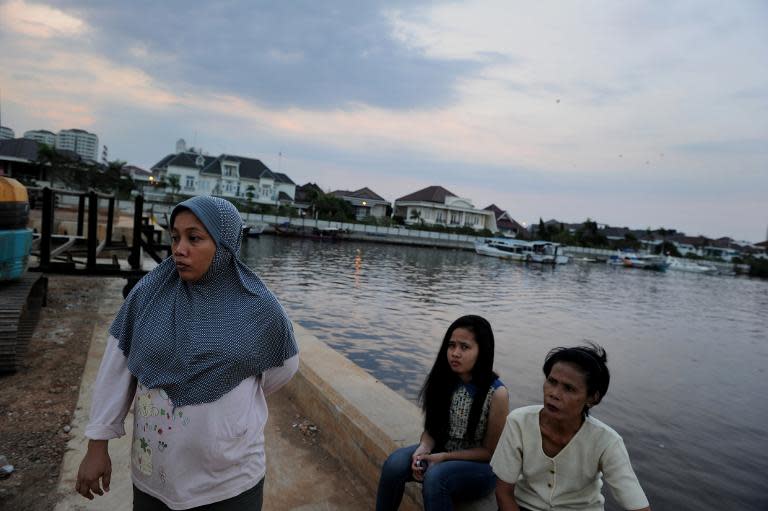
[491,344,650,511]
[376,315,509,510]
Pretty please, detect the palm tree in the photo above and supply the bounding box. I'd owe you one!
[245,185,256,212]
[166,175,181,196]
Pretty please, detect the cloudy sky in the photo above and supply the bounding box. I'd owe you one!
[1,0,766,241]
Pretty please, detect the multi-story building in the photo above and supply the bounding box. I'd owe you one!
[0,126,14,140]
[55,129,99,161]
[23,129,56,147]
[393,185,497,231]
[152,149,296,205]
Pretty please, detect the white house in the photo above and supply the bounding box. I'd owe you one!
[151,150,295,205]
[393,185,497,231]
[330,187,389,219]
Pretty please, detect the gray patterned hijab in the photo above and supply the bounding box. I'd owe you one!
[109,196,298,407]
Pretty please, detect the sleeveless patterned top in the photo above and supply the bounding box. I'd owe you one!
[444,378,505,452]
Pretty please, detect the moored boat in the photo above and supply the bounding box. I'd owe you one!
[665,256,718,274]
[475,238,568,264]
[244,223,266,238]
[273,222,346,241]
[607,251,669,271]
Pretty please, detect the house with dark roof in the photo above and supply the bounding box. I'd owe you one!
[330,187,389,220]
[600,226,634,241]
[292,182,323,213]
[0,138,41,178]
[751,241,768,260]
[151,149,296,205]
[483,204,525,236]
[121,165,156,192]
[393,185,496,231]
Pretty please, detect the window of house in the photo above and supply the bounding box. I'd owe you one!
[450,212,460,224]
[185,176,194,189]
[223,164,236,177]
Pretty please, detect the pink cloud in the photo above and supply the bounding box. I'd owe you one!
[0,0,87,39]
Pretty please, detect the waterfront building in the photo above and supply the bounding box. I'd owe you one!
[699,237,745,262]
[0,126,14,140]
[393,185,497,231]
[0,138,39,178]
[23,129,56,147]
[122,164,155,192]
[293,182,324,214]
[56,129,99,162]
[754,241,768,260]
[331,187,389,220]
[152,149,296,205]
[484,204,525,237]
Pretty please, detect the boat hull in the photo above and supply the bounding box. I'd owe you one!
[474,239,567,265]
[607,253,669,271]
[666,257,717,273]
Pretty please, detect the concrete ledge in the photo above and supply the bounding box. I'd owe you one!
[286,324,496,511]
[286,324,423,510]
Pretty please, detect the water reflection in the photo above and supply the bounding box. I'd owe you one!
[241,237,768,510]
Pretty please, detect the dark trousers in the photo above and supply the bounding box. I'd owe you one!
[132,477,264,511]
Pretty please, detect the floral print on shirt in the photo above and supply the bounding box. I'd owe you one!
[133,384,190,479]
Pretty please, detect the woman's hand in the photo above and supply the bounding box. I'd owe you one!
[75,440,112,500]
[411,433,435,481]
[411,444,431,482]
[413,451,449,480]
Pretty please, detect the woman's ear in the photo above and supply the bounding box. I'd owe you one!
[588,391,601,407]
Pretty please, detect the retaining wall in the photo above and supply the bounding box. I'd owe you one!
[285,324,497,510]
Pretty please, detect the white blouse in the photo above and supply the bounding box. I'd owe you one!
[491,405,649,511]
[86,335,299,510]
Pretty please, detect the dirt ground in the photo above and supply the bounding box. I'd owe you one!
[0,276,117,511]
[1,275,375,511]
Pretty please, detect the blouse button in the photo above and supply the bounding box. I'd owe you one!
[547,483,552,488]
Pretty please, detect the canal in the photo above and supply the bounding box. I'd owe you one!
[241,236,768,510]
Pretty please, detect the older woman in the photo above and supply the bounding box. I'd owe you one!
[491,345,650,511]
[75,196,299,510]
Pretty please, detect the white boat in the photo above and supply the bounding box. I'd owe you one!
[475,238,568,264]
[607,251,669,271]
[244,223,266,238]
[665,256,718,274]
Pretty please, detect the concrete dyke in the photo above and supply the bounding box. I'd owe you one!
[287,324,422,510]
[288,324,497,511]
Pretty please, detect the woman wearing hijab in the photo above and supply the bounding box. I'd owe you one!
[75,196,299,510]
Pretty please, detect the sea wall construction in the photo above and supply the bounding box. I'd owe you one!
[286,324,497,511]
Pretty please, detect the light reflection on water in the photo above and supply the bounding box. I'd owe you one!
[242,237,768,510]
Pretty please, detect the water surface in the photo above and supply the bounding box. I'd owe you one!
[242,237,768,510]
